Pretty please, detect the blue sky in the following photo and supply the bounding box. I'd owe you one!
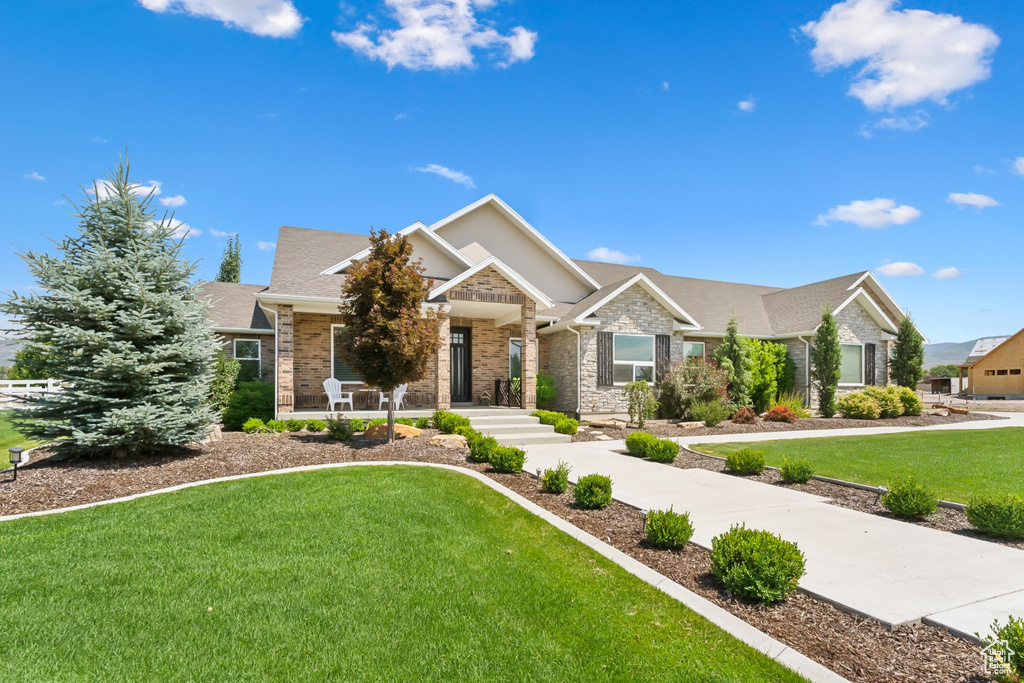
[1,0,1021,343]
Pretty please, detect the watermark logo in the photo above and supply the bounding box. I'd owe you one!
[982,639,1015,675]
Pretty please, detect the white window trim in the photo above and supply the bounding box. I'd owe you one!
[839,343,865,387]
[330,324,364,385]
[233,338,262,379]
[612,333,656,386]
[683,341,705,361]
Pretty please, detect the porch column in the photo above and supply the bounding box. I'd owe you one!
[435,312,451,410]
[277,304,294,415]
[521,299,537,410]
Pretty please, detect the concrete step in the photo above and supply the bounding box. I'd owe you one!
[468,415,541,427]
[494,431,573,446]
[450,408,534,418]
[475,422,553,436]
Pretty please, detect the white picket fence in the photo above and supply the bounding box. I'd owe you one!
[0,379,62,405]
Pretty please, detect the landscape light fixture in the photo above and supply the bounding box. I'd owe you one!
[8,446,24,481]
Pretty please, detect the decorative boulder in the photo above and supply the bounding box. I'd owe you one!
[430,433,468,449]
[591,419,627,430]
[364,423,423,440]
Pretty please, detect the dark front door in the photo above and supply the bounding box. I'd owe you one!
[450,327,471,403]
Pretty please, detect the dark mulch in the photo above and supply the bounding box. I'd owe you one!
[0,432,994,683]
[576,411,1005,442]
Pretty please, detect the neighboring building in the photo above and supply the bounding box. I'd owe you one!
[199,194,917,418]
[961,329,1024,400]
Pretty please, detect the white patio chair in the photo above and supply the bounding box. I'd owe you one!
[323,378,353,412]
[378,383,408,411]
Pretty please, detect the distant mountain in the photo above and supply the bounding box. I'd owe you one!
[0,338,17,366]
[923,336,1013,368]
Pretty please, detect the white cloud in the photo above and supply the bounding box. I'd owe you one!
[974,164,996,175]
[737,96,757,113]
[1012,157,1024,176]
[333,0,537,71]
[394,112,409,120]
[876,261,923,276]
[873,111,928,132]
[256,241,276,251]
[813,197,921,228]
[209,228,234,238]
[159,194,187,207]
[662,81,670,91]
[933,266,962,279]
[801,0,999,110]
[90,179,162,200]
[948,192,998,209]
[586,247,640,265]
[138,0,304,38]
[23,171,46,181]
[414,163,475,188]
[152,218,198,239]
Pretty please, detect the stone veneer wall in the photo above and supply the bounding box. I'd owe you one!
[805,300,889,409]
[543,329,579,414]
[219,332,275,384]
[579,284,684,414]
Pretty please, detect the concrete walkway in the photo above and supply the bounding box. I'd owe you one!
[524,415,1024,642]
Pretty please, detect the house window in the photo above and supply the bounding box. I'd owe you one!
[331,326,361,382]
[509,338,539,381]
[683,341,705,361]
[1011,369,1022,376]
[997,369,1009,376]
[234,339,261,381]
[984,370,996,376]
[839,344,864,385]
[613,334,655,384]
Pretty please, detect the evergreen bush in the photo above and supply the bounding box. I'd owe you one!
[536,371,558,407]
[647,439,680,463]
[625,431,658,457]
[242,418,267,434]
[395,417,415,426]
[810,308,841,418]
[881,477,937,519]
[691,399,732,426]
[490,445,526,473]
[863,386,904,418]
[710,525,806,604]
[432,410,470,433]
[732,407,758,424]
[713,314,753,407]
[574,474,613,509]
[965,494,1024,539]
[541,461,571,494]
[223,382,274,431]
[554,417,578,435]
[836,392,881,420]
[210,350,240,412]
[725,448,766,475]
[763,405,797,423]
[285,419,306,432]
[888,385,924,416]
[469,435,498,464]
[890,316,925,388]
[644,507,694,550]
[532,410,563,426]
[415,417,430,429]
[780,458,815,484]
[266,419,287,433]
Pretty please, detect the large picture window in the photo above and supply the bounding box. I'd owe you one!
[613,334,655,384]
[331,326,361,382]
[683,341,705,361]
[839,344,864,385]
[234,339,261,381]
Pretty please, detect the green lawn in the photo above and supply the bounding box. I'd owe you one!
[694,427,1024,503]
[0,466,803,682]
[0,411,39,470]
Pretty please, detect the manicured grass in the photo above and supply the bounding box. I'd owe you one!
[694,427,1024,503]
[0,466,804,681]
[0,411,39,470]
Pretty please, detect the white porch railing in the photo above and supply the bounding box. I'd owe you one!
[0,379,62,404]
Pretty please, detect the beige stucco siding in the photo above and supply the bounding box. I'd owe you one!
[407,231,466,281]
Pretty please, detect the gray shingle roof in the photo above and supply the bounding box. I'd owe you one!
[196,282,272,331]
[266,226,369,299]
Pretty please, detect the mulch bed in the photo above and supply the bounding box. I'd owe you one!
[0,432,995,683]
[573,411,1005,442]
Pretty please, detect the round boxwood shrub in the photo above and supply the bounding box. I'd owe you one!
[222,381,274,431]
[965,494,1024,539]
[710,524,806,604]
[647,439,680,463]
[780,458,815,484]
[541,461,571,494]
[574,474,612,509]
[432,410,471,433]
[836,392,881,420]
[644,507,694,549]
[415,417,430,429]
[469,435,498,464]
[305,419,327,432]
[242,417,267,434]
[725,448,766,475]
[887,385,923,417]
[625,431,658,457]
[554,417,578,435]
[881,476,937,519]
[489,445,526,473]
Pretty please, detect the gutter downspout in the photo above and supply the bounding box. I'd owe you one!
[798,335,811,408]
[568,323,582,420]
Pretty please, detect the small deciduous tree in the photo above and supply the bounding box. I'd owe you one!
[890,315,925,388]
[810,307,842,418]
[216,234,242,283]
[337,229,440,442]
[0,157,220,457]
[713,314,752,407]
[623,379,658,428]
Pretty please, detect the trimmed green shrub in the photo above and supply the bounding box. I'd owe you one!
[710,524,806,604]
[531,409,563,426]
[691,399,732,427]
[780,458,814,484]
[469,435,498,464]
[763,405,797,423]
[541,461,571,494]
[368,417,387,428]
[732,407,757,424]
[325,419,353,441]
[645,507,694,550]
[625,431,658,457]
[242,417,267,434]
[395,417,415,426]
[966,494,1024,539]
[887,385,923,417]
[210,350,240,412]
[554,417,578,435]
[490,445,526,473]
[771,391,812,418]
[537,371,557,407]
[980,616,1024,680]
[881,476,937,519]
[432,410,471,434]
[348,418,365,432]
[305,419,327,432]
[574,474,613,509]
[266,419,287,433]
[725,448,766,475]
[647,439,680,463]
[624,380,659,428]
[837,391,881,420]
[454,424,478,443]
[864,386,904,419]
[285,419,305,432]
[415,417,430,429]
[222,381,274,431]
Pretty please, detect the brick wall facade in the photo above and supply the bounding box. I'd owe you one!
[277,305,294,414]
[219,332,275,384]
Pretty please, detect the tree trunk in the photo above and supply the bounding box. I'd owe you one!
[387,389,395,443]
